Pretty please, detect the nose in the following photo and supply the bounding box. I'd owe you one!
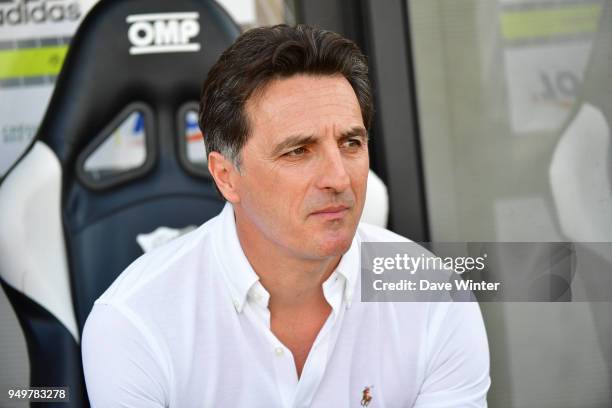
[316,145,351,193]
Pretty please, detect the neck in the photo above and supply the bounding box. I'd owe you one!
[233,206,341,309]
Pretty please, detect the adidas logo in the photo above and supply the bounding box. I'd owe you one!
[0,0,81,26]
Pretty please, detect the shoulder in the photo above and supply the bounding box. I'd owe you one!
[96,214,221,305]
[416,300,490,405]
[82,302,170,407]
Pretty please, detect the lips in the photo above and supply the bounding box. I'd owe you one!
[313,205,349,214]
[310,205,350,220]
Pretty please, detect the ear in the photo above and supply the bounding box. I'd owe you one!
[208,151,241,203]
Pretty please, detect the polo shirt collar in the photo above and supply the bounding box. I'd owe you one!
[216,203,260,313]
[332,230,359,308]
[215,202,360,312]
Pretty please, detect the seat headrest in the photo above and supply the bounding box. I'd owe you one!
[39,0,240,164]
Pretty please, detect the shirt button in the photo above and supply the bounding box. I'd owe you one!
[233,299,240,310]
[254,293,263,301]
[274,347,284,356]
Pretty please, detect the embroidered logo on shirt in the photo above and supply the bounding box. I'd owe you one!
[360,385,373,406]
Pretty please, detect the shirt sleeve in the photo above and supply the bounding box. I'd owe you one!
[81,303,169,408]
[413,302,491,408]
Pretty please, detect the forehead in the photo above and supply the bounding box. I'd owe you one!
[245,74,363,141]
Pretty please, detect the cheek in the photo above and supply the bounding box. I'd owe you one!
[350,158,370,191]
[240,166,306,216]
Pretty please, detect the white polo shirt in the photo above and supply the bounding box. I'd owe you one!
[82,203,490,407]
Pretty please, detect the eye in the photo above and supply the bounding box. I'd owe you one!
[285,146,307,156]
[342,138,363,148]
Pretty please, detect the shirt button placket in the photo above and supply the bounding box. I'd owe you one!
[271,344,298,408]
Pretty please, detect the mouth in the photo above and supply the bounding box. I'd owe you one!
[310,205,351,220]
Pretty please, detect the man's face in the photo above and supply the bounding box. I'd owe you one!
[233,74,369,260]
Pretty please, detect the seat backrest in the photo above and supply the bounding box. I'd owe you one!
[550,1,612,243]
[0,0,239,403]
[363,169,389,228]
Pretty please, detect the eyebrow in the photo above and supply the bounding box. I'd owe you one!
[341,126,368,140]
[270,134,316,157]
[270,126,368,157]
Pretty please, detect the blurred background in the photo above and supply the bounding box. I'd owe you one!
[1,0,611,407]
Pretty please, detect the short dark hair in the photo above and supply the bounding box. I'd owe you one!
[199,24,372,168]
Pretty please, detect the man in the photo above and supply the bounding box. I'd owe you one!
[82,24,490,407]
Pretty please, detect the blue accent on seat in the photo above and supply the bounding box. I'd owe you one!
[1,279,87,408]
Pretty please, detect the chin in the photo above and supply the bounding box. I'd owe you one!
[314,231,354,257]
[302,216,359,258]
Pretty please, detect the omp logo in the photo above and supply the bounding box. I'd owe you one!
[126,12,200,55]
